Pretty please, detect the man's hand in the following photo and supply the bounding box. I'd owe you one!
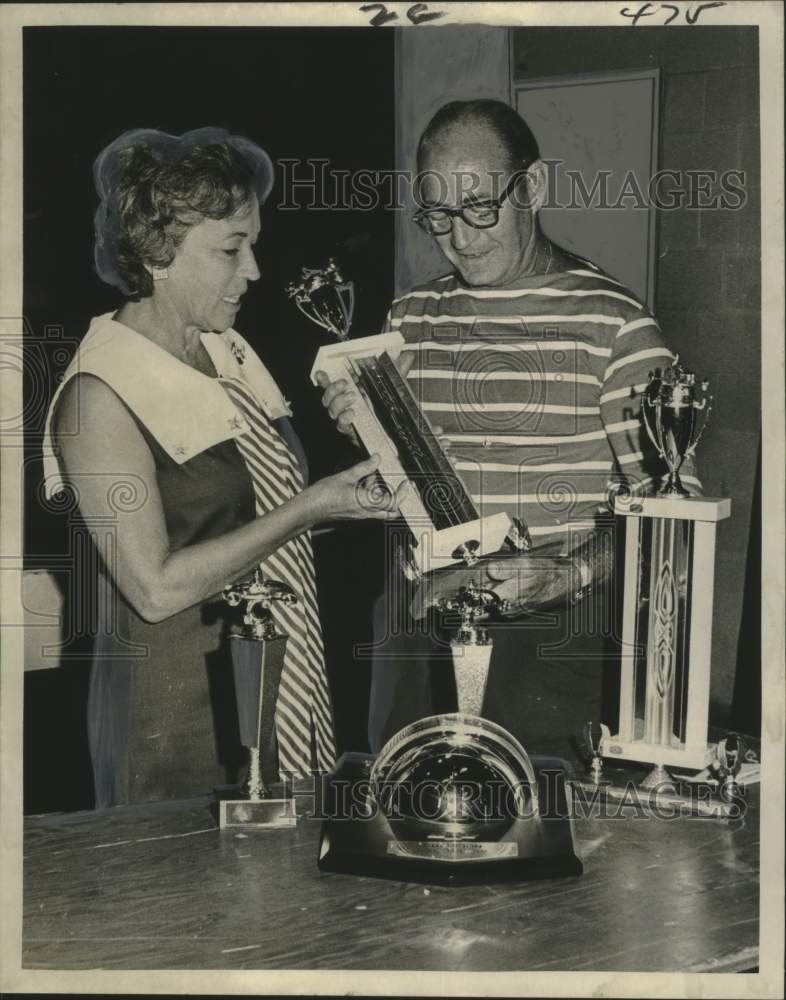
[482,554,572,617]
[410,553,578,620]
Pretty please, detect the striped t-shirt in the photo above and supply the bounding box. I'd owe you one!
[384,262,700,554]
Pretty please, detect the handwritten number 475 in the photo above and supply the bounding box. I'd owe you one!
[620,2,726,25]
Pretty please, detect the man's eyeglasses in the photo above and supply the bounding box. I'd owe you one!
[413,170,528,237]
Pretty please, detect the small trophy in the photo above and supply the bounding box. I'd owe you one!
[584,722,605,786]
[641,356,712,497]
[218,569,298,829]
[286,258,355,341]
[715,733,746,804]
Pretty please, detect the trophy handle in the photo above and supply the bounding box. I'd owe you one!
[292,294,323,330]
[339,282,355,333]
[641,396,667,459]
[685,394,713,458]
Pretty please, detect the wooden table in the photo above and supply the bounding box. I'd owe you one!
[23,768,759,972]
[23,774,759,973]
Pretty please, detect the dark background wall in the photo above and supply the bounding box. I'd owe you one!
[23,27,395,812]
[510,26,761,731]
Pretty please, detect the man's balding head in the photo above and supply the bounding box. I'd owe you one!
[417,99,540,175]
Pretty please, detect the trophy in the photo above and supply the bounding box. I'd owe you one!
[597,357,731,798]
[287,258,355,340]
[641,356,712,497]
[218,570,298,829]
[292,260,515,576]
[316,580,582,884]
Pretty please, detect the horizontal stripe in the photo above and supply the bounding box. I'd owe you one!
[604,348,673,381]
[445,428,610,445]
[568,269,627,288]
[528,521,599,536]
[600,382,648,405]
[392,313,625,329]
[395,286,643,308]
[409,340,612,359]
[616,450,645,465]
[421,401,600,415]
[408,369,602,386]
[616,316,659,339]
[604,419,642,435]
[454,460,612,473]
[471,493,609,504]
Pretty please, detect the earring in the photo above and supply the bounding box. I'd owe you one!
[151,266,168,281]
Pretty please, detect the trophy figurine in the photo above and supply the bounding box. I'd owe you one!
[286,258,355,340]
[641,356,712,497]
[218,569,299,829]
[598,356,731,800]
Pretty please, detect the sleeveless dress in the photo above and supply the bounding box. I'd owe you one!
[88,425,256,806]
[43,314,326,807]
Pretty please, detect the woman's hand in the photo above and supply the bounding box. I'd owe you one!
[314,350,417,447]
[314,371,361,444]
[305,453,409,524]
[314,351,453,456]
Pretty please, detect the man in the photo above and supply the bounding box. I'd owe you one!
[317,99,698,753]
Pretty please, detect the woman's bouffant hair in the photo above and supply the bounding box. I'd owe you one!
[93,127,274,298]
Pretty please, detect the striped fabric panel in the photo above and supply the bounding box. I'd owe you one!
[220,376,336,777]
[383,267,702,547]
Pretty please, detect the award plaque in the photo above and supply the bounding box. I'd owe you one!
[597,360,731,790]
[310,332,513,575]
[289,260,514,576]
[218,571,298,829]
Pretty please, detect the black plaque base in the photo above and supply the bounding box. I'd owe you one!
[317,753,583,886]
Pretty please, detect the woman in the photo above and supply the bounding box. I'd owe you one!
[43,127,400,807]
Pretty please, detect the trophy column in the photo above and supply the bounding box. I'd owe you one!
[601,495,731,782]
[219,571,299,829]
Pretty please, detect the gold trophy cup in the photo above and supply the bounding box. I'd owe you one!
[641,356,712,496]
[286,258,355,341]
